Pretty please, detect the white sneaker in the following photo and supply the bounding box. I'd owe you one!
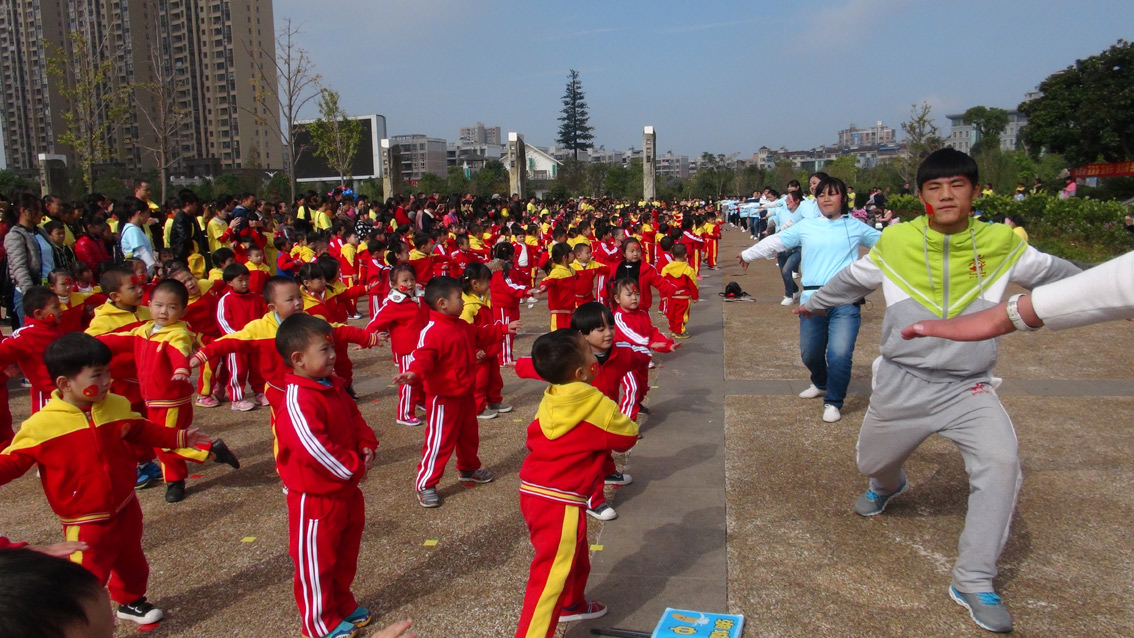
[822,404,842,423]
[798,384,824,399]
[586,503,618,521]
[780,296,794,306]
[792,271,801,279]
[792,291,801,301]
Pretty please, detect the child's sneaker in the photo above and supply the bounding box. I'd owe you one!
[476,408,498,420]
[460,468,495,484]
[343,606,374,628]
[396,416,423,427]
[949,587,1013,633]
[230,398,256,412]
[255,392,270,406]
[586,504,617,521]
[164,480,186,503]
[345,385,358,400]
[604,472,632,486]
[116,597,164,624]
[417,487,441,508]
[210,438,241,469]
[196,395,220,408]
[324,620,359,638]
[487,402,512,413]
[558,600,607,622]
[135,461,162,490]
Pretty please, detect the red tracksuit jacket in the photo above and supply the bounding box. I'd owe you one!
[607,261,676,311]
[538,264,576,314]
[406,310,505,398]
[364,290,428,356]
[490,269,528,311]
[183,281,224,341]
[98,321,195,406]
[613,307,675,353]
[274,373,378,496]
[0,319,62,395]
[570,261,605,305]
[217,289,267,334]
[514,342,651,402]
[448,249,475,280]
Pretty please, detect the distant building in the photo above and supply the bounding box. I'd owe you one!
[458,122,502,146]
[504,144,561,181]
[390,134,448,181]
[446,140,503,175]
[755,143,906,172]
[946,92,1040,154]
[837,121,896,148]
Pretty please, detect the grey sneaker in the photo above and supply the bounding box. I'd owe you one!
[487,402,512,413]
[417,487,440,508]
[476,408,498,420]
[949,587,1013,633]
[853,481,907,516]
[459,468,494,484]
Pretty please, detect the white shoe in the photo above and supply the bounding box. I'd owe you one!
[792,271,801,279]
[586,503,618,521]
[780,296,794,306]
[822,404,842,423]
[792,291,801,301]
[798,384,825,399]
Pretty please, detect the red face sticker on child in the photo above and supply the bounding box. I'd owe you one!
[82,385,100,398]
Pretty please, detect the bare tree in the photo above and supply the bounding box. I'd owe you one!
[898,102,943,186]
[244,19,321,202]
[136,16,191,203]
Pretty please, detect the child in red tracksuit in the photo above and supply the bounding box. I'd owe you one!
[660,244,699,339]
[0,332,232,627]
[514,329,639,638]
[514,302,649,522]
[216,263,269,411]
[408,232,435,286]
[461,263,510,419]
[0,287,63,413]
[98,279,241,503]
[490,243,530,366]
[537,243,576,331]
[273,314,379,638]
[680,218,706,276]
[570,243,605,306]
[607,237,676,313]
[246,244,273,294]
[365,265,428,427]
[165,267,230,405]
[610,277,678,421]
[393,276,520,508]
[364,240,392,321]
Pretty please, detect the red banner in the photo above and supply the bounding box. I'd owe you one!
[1069,161,1134,179]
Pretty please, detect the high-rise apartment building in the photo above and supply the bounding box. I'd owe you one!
[458,122,501,146]
[0,0,281,179]
[390,134,448,181]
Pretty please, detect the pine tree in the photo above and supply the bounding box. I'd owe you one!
[556,69,595,160]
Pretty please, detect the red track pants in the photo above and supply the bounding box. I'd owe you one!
[64,497,148,605]
[666,298,691,334]
[495,307,519,365]
[475,359,504,414]
[287,489,364,638]
[147,403,210,482]
[414,395,480,492]
[514,495,589,638]
[395,354,425,421]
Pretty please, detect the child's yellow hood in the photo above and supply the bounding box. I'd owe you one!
[535,382,636,440]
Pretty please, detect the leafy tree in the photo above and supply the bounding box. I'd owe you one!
[585,163,609,197]
[445,166,471,197]
[897,102,943,185]
[556,69,595,160]
[306,88,362,184]
[962,106,1010,155]
[1019,39,1134,166]
[824,156,859,187]
[473,160,509,196]
[0,170,40,197]
[554,158,589,197]
[415,173,446,196]
[262,172,291,201]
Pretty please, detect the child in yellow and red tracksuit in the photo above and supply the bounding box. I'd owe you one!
[461,263,510,419]
[489,243,531,367]
[514,329,639,638]
[98,279,241,503]
[273,314,379,638]
[0,286,64,414]
[0,332,234,627]
[660,244,699,339]
[537,243,576,331]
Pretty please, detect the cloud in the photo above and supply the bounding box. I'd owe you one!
[653,17,763,35]
[809,0,912,48]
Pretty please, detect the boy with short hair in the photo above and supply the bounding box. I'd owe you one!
[660,243,699,339]
[514,329,639,637]
[217,262,268,411]
[0,286,63,413]
[274,314,378,638]
[98,279,241,503]
[569,242,605,305]
[393,277,520,508]
[0,332,221,626]
[246,244,272,293]
[800,148,1080,632]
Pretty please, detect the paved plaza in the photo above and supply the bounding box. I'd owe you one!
[2,228,1131,637]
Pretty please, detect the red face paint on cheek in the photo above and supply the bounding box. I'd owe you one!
[81,385,99,398]
[589,362,600,376]
[44,313,57,323]
[925,202,934,216]
[132,275,146,285]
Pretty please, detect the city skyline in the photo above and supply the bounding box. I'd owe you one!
[274,0,1130,158]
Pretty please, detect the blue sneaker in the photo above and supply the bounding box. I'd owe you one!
[323,620,358,638]
[853,481,907,516]
[135,462,162,490]
[343,606,373,628]
[949,586,1013,633]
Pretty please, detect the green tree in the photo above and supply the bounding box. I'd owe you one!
[1019,39,1134,166]
[262,172,291,201]
[585,163,609,197]
[46,32,132,190]
[553,158,589,197]
[306,88,362,184]
[416,172,446,195]
[897,101,943,185]
[473,161,509,196]
[824,155,859,187]
[556,69,595,161]
[0,170,40,197]
[962,106,1011,155]
[445,166,470,197]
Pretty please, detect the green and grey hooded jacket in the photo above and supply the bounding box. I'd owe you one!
[804,216,1080,381]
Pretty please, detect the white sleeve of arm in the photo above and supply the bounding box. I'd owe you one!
[740,235,785,262]
[1030,251,1134,330]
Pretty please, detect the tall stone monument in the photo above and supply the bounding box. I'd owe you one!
[507,132,527,198]
[380,138,402,198]
[643,126,657,201]
[37,154,69,197]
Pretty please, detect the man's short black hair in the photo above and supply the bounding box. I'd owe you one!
[531,329,589,384]
[263,275,299,304]
[570,302,614,335]
[152,278,189,306]
[423,276,462,310]
[917,148,979,190]
[222,262,250,283]
[276,313,333,362]
[45,332,112,380]
[22,286,55,316]
[99,265,134,296]
[0,548,106,638]
[178,188,198,207]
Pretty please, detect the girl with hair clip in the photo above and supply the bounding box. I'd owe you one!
[365,264,428,426]
[489,242,530,366]
[607,236,676,314]
[461,262,511,419]
[536,242,577,331]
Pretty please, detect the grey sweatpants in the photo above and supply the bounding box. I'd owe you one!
[856,357,1023,593]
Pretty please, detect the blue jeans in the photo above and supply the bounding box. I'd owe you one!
[799,303,861,408]
[777,248,800,297]
[12,287,25,327]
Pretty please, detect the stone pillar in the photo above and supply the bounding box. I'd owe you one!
[507,132,526,198]
[643,126,656,201]
[37,153,69,197]
[380,139,401,198]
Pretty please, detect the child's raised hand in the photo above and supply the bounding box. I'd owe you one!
[392,371,417,386]
[184,428,212,449]
[171,372,190,383]
[189,357,202,369]
[507,320,522,335]
[371,620,417,638]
